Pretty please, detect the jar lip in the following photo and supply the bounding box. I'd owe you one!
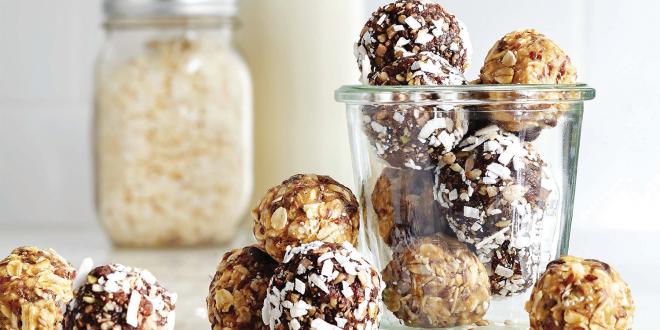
[103,0,236,19]
[335,84,596,105]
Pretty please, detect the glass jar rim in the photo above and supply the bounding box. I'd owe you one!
[335,84,595,105]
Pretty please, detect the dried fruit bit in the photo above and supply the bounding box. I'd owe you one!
[263,241,383,330]
[207,246,277,330]
[63,264,176,330]
[526,255,634,330]
[252,174,360,261]
[382,235,491,327]
[0,246,76,330]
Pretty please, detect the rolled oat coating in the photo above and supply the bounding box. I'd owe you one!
[355,0,471,80]
[262,241,383,330]
[371,167,448,246]
[63,264,176,330]
[0,247,76,330]
[207,246,277,330]
[526,256,634,330]
[382,235,490,328]
[252,174,360,262]
[478,29,578,135]
[435,124,550,296]
[363,104,468,170]
[369,52,466,86]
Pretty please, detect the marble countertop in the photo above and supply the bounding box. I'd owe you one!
[1,224,656,329]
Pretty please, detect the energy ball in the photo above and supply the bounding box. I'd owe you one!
[435,124,549,295]
[382,235,490,328]
[63,264,176,330]
[363,104,468,170]
[478,29,578,136]
[253,174,360,262]
[355,0,472,80]
[369,52,467,86]
[207,246,277,330]
[371,167,447,246]
[526,256,634,330]
[0,247,76,330]
[262,241,383,330]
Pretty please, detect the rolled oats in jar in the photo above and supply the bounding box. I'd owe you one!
[95,0,252,247]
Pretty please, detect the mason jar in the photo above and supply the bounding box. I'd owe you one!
[94,0,253,247]
[336,84,595,328]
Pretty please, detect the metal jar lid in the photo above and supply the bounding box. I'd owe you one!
[103,0,236,18]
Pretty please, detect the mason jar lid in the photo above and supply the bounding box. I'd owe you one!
[335,84,596,106]
[103,0,236,19]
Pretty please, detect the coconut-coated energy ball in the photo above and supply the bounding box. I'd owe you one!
[369,52,467,86]
[435,124,550,296]
[207,246,277,330]
[355,0,472,80]
[253,174,360,262]
[0,247,76,330]
[363,104,468,170]
[371,167,447,246]
[63,264,176,330]
[526,256,634,330]
[382,235,491,328]
[262,241,383,330]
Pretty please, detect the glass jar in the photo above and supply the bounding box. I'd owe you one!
[336,84,595,328]
[94,0,253,247]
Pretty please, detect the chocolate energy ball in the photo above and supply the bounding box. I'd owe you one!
[0,247,76,330]
[478,29,578,136]
[435,124,549,296]
[262,241,383,330]
[355,0,472,80]
[363,104,468,170]
[369,51,467,86]
[63,264,176,330]
[526,256,634,330]
[371,167,448,246]
[253,174,360,262]
[382,235,490,328]
[207,246,277,330]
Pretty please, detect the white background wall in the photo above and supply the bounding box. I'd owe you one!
[0,0,658,326]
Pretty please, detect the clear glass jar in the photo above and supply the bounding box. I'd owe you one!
[94,0,253,247]
[336,84,595,328]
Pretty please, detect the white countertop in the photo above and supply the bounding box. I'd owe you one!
[1,224,657,329]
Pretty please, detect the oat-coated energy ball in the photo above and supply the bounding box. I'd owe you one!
[435,124,549,296]
[479,29,578,136]
[207,246,277,330]
[253,174,360,262]
[526,256,634,330]
[371,167,447,246]
[363,104,468,170]
[355,0,472,80]
[0,247,76,330]
[369,51,467,86]
[63,264,176,330]
[382,235,491,328]
[262,241,383,330]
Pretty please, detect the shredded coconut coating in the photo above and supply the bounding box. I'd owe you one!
[371,167,447,246]
[478,29,578,136]
[0,247,76,330]
[63,264,176,330]
[262,242,383,330]
[252,174,360,262]
[363,104,468,170]
[434,125,552,296]
[382,235,490,328]
[355,0,471,81]
[526,256,634,330]
[96,35,251,247]
[207,246,277,330]
[369,52,466,86]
